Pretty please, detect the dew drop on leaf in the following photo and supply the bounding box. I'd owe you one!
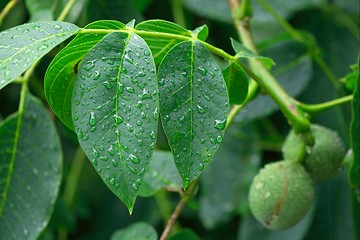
[150,131,156,139]
[126,86,135,93]
[129,154,140,164]
[214,119,227,130]
[92,148,99,158]
[89,112,97,126]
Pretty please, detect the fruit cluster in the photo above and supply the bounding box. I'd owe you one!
[248,124,346,230]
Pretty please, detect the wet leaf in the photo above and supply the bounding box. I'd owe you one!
[0,21,79,90]
[111,222,158,240]
[135,19,192,65]
[222,61,248,105]
[349,68,359,192]
[45,20,126,130]
[72,32,158,213]
[139,150,182,197]
[0,92,62,239]
[158,40,229,188]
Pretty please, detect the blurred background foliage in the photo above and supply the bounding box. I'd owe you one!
[0,0,358,239]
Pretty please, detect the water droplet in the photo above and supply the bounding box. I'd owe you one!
[204,95,211,101]
[92,148,99,158]
[136,179,142,184]
[37,44,48,51]
[138,139,143,146]
[126,163,137,174]
[112,159,118,167]
[144,50,150,56]
[73,115,79,121]
[89,112,97,126]
[199,163,204,171]
[92,159,98,166]
[113,114,124,124]
[77,128,84,138]
[54,24,62,30]
[216,135,222,143]
[214,119,227,130]
[200,139,206,144]
[108,145,114,155]
[197,105,206,113]
[126,86,135,93]
[210,138,216,144]
[103,81,112,89]
[159,78,165,86]
[126,123,134,132]
[153,108,159,120]
[136,120,142,126]
[132,183,139,190]
[129,154,140,164]
[150,131,156,139]
[140,89,151,100]
[110,178,115,185]
[100,156,108,161]
[138,168,145,176]
[90,126,96,132]
[198,66,207,76]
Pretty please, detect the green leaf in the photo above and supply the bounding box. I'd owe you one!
[0,21,79,90]
[158,40,229,188]
[222,61,248,105]
[135,19,192,65]
[45,20,126,130]
[111,222,158,240]
[0,91,62,239]
[25,0,54,21]
[169,229,200,240]
[349,68,359,192]
[199,124,260,229]
[231,38,275,69]
[340,64,359,92]
[183,0,232,23]
[139,150,182,197]
[192,25,209,41]
[72,32,159,213]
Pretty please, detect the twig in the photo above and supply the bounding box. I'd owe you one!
[159,198,185,240]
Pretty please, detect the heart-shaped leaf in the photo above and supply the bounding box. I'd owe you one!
[158,40,229,188]
[45,20,126,130]
[0,21,79,90]
[72,32,159,213]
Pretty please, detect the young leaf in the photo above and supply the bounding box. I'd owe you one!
[158,40,229,188]
[192,25,209,41]
[0,21,79,90]
[135,19,192,65]
[139,151,182,197]
[222,61,248,105]
[111,222,158,240]
[0,92,62,239]
[72,32,159,213]
[231,38,275,69]
[45,20,126,130]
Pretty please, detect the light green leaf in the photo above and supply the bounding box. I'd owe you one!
[199,124,260,229]
[111,222,158,240]
[135,19,192,65]
[158,40,229,188]
[0,21,79,90]
[222,61,248,105]
[139,150,182,197]
[231,38,275,69]
[72,32,159,213]
[0,92,62,240]
[349,67,359,193]
[45,20,126,130]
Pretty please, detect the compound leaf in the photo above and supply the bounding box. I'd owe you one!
[158,40,229,188]
[0,92,62,240]
[72,32,159,213]
[0,21,79,90]
[45,20,126,130]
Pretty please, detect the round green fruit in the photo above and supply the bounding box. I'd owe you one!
[283,124,346,181]
[249,161,314,230]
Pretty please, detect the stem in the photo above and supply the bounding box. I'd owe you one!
[297,95,353,117]
[0,0,17,25]
[170,0,186,28]
[57,0,77,21]
[159,179,198,240]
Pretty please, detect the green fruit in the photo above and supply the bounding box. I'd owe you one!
[249,161,314,230]
[283,124,346,181]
